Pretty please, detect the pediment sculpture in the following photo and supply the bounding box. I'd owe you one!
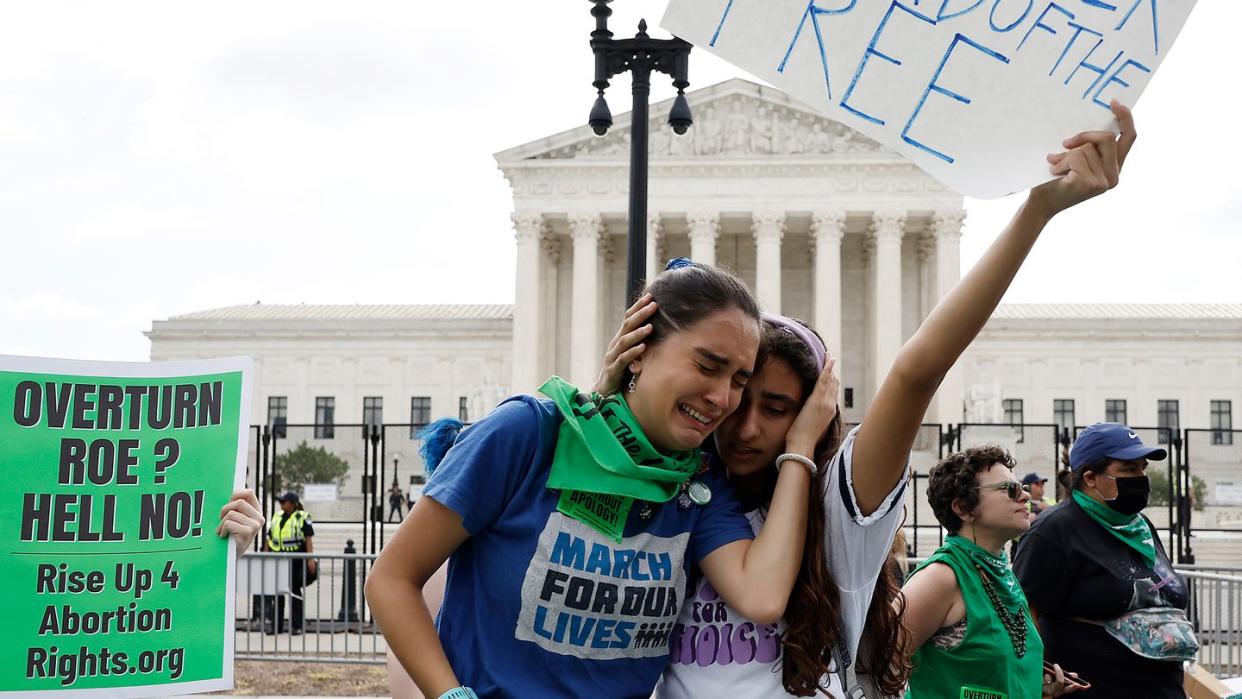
[533,94,882,160]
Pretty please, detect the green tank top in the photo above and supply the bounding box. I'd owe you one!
[906,536,1044,699]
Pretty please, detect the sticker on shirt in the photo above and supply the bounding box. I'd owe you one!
[1130,556,1187,611]
[960,687,1006,699]
[515,513,688,659]
[668,577,781,667]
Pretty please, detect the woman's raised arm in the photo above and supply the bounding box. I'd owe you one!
[850,102,1137,515]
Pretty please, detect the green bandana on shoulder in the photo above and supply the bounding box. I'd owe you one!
[539,376,702,542]
[1072,490,1157,566]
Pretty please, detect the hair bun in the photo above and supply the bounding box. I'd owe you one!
[665,257,695,271]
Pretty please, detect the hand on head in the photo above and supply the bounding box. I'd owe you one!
[592,293,657,396]
[784,357,839,456]
[1031,101,1136,218]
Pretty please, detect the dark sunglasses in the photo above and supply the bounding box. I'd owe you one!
[973,481,1030,501]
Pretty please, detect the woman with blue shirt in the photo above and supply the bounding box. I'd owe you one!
[367,261,837,699]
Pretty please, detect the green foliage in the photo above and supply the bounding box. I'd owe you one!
[273,440,350,494]
[1146,469,1207,511]
[1148,469,1172,507]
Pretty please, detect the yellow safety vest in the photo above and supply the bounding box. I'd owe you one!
[268,509,310,552]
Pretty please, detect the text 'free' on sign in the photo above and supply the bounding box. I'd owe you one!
[662,0,1197,198]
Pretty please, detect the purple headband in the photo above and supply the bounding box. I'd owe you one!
[761,313,827,371]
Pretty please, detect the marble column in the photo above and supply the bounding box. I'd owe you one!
[570,212,603,387]
[870,210,906,392]
[752,211,785,314]
[687,211,719,267]
[511,212,544,395]
[932,209,967,424]
[645,212,663,286]
[811,211,846,362]
[916,233,936,322]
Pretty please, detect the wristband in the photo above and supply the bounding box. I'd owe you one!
[437,688,478,699]
[775,452,817,477]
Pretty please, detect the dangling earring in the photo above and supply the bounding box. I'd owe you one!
[970,520,979,546]
[627,374,638,393]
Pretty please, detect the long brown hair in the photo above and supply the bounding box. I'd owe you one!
[762,320,912,696]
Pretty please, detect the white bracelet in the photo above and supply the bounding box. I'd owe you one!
[775,452,817,477]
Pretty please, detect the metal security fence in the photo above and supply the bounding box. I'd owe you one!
[1177,568,1242,678]
[240,421,1239,563]
[235,551,384,664]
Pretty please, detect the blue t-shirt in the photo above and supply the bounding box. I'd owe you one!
[425,395,754,699]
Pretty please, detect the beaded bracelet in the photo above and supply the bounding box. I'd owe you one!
[437,688,479,699]
[775,452,818,477]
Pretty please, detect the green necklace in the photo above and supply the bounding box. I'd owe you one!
[974,563,1028,658]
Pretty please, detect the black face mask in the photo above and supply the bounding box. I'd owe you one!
[1100,474,1150,515]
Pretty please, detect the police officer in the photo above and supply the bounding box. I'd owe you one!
[264,491,316,634]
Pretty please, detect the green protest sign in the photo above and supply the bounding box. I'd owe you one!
[0,355,252,698]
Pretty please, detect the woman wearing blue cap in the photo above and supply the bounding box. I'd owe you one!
[1012,423,1198,698]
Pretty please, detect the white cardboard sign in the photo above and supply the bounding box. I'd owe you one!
[662,0,1197,198]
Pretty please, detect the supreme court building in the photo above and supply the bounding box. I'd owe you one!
[148,79,1242,501]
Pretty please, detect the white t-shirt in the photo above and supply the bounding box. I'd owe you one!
[656,425,908,699]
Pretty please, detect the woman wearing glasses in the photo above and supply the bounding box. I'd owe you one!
[900,446,1083,698]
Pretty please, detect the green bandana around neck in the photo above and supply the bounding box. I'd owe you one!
[1072,489,1157,566]
[944,534,1026,612]
[539,376,702,542]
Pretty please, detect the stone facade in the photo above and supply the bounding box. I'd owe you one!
[145,80,1242,512]
[494,79,966,424]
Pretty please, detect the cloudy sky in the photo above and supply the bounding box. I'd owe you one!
[2,1,1238,362]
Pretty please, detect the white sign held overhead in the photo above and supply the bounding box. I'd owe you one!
[662,0,1198,198]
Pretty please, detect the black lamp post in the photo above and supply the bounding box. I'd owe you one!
[589,0,693,304]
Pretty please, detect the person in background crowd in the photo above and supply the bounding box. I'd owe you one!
[1022,473,1055,520]
[1013,423,1198,698]
[264,491,316,635]
[900,447,1082,698]
[388,480,407,522]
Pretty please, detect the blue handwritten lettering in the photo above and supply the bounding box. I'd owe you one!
[1064,39,1123,99]
[841,2,936,125]
[1051,22,1104,77]
[1115,0,1159,55]
[989,0,1034,32]
[779,1,859,100]
[937,0,985,22]
[1017,3,1075,53]
[710,0,737,46]
[1092,57,1150,108]
[902,33,1010,164]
